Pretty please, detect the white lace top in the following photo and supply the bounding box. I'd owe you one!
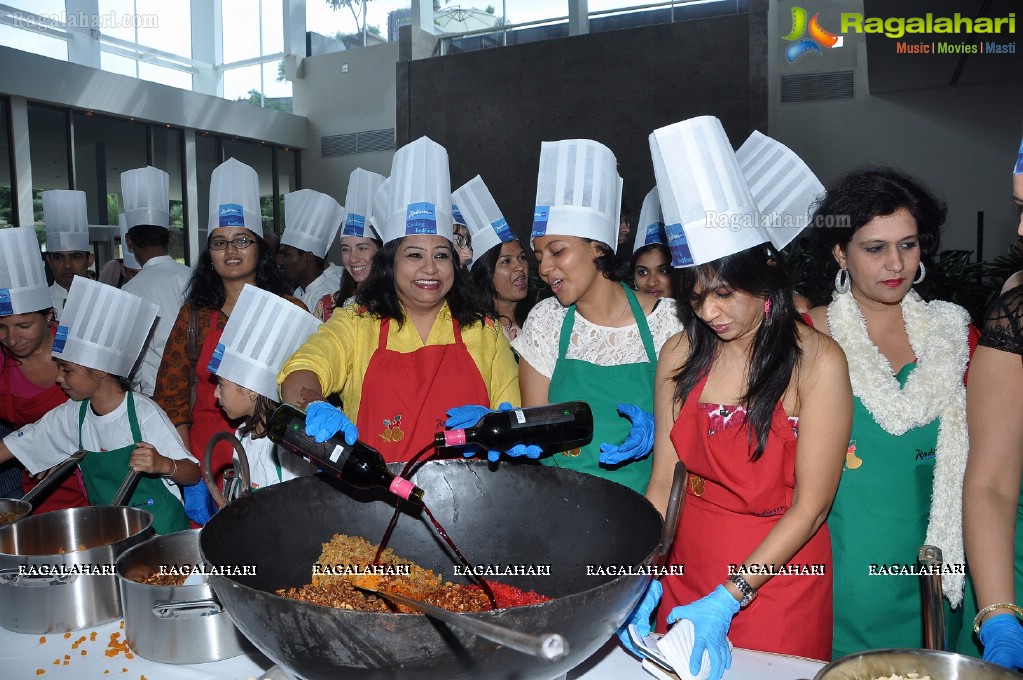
[512,296,684,378]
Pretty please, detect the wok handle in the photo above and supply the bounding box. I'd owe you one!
[365,587,568,662]
[919,544,946,651]
[201,432,252,509]
[111,468,141,506]
[19,450,88,508]
[657,461,687,559]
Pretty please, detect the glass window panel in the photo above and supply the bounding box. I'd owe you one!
[195,133,220,246]
[135,0,191,58]
[0,25,68,61]
[261,0,283,55]
[138,61,193,90]
[276,147,298,236]
[97,0,136,42]
[152,126,186,263]
[0,98,12,228]
[262,62,292,111]
[222,0,261,63]
[222,138,274,233]
[101,50,138,78]
[72,112,147,228]
[5,0,65,15]
[28,104,70,225]
[224,64,263,104]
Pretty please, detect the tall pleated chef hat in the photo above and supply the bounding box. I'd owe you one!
[208,284,320,400]
[118,213,141,270]
[452,175,516,267]
[342,168,385,239]
[380,136,453,245]
[735,130,823,250]
[43,190,90,253]
[52,277,157,377]
[280,189,345,259]
[120,166,169,229]
[368,177,390,239]
[451,202,467,227]
[633,187,667,254]
[1014,135,1023,175]
[0,226,51,315]
[531,139,623,253]
[207,158,261,234]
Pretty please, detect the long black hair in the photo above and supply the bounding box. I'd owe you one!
[800,166,945,307]
[673,244,802,462]
[185,232,291,309]
[355,237,487,327]
[470,243,534,328]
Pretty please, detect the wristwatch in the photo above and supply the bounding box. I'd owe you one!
[727,574,758,609]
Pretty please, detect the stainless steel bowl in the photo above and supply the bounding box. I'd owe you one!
[0,500,31,528]
[815,648,1019,679]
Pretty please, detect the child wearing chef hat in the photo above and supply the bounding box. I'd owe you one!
[209,284,320,490]
[0,277,199,535]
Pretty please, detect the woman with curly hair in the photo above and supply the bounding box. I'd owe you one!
[154,159,299,490]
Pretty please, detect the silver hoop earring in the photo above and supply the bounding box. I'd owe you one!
[834,268,851,294]
[914,262,926,285]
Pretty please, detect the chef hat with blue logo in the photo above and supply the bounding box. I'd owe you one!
[52,277,158,377]
[280,189,345,259]
[43,190,90,253]
[207,158,261,235]
[118,214,141,270]
[1014,135,1023,175]
[380,137,453,245]
[368,177,390,239]
[452,203,467,227]
[0,226,51,316]
[633,187,666,254]
[342,168,385,239]
[121,166,170,230]
[531,139,622,253]
[209,284,320,400]
[452,175,516,268]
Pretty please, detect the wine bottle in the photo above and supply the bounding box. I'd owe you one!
[435,401,593,453]
[266,404,424,502]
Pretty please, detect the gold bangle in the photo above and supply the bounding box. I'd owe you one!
[973,602,1023,633]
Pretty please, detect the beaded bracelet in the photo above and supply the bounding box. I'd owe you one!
[973,602,1023,633]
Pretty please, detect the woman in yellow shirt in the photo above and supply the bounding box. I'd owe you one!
[278,137,519,462]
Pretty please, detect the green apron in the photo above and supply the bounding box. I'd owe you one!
[830,363,965,658]
[546,283,656,494]
[77,391,189,535]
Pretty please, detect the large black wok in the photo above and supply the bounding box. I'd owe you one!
[199,460,673,680]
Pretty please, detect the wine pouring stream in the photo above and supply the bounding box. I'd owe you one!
[266,401,594,613]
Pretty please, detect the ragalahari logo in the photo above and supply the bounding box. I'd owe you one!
[783,7,844,62]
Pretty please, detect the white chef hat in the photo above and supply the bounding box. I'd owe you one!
[633,187,667,254]
[0,226,51,315]
[280,189,344,259]
[650,116,764,268]
[736,131,824,250]
[43,190,90,253]
[451,202,467,227]
[207,158,261,234]
[342,168,385,239]
[379,137,453,245]
[452,175,516,267]
[368,178,390,238]
[208,284,320,400]
[531,139,622,253]
[1014,136,1023,175]
[118,214,141,270]
[120,166,170,230]
[52,277,157,377]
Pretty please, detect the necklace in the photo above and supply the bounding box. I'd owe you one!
[827,289,970,606]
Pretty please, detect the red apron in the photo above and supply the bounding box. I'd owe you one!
[1,345,90,515]
[356,316,490,463]
[189,311,239,489]
[659,372,833,661]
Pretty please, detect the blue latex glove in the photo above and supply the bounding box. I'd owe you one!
[980,613,1023,671]
[445,403,501,430]
[599,403,655,465]
[666,585,740,680]
[182,481,217,526]
[617,579,663,658]
[305,401,358,444]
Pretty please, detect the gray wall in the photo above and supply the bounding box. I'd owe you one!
[767,0,1023,260]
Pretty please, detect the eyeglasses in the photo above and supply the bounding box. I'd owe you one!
[453,234,472,250]
[209,236,257,251]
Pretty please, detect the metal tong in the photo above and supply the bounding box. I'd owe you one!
[201,431,252,509]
